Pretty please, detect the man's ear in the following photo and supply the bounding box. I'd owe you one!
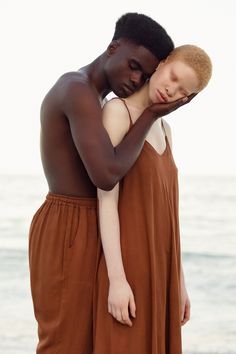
[107,40,120,56]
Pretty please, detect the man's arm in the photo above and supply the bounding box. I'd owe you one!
[63,79,189,191]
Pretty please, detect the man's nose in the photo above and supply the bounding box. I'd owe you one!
[130,71,143,88]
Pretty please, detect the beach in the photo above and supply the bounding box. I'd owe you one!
[0,174,235,354]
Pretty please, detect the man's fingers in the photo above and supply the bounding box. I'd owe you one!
[164,97,187,114]
[170,96,187,108]
[164,92,197,112]
[150,92,197,119]
[179,92,198,108]
[187,92,198,103]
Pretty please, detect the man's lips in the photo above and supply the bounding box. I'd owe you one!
[157,89,168,103]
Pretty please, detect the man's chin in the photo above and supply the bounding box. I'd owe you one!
[112,87,128,98]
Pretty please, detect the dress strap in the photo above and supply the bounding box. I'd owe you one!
[109,97,133,130]
[161,119,167,137]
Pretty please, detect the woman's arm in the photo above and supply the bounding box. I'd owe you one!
[98,184,125,279]
[163,119,191,325]
[180,261,191,326]
[97,99,136,326]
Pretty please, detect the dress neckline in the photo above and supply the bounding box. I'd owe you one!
[110,97,169,157]
[144,135,169,157]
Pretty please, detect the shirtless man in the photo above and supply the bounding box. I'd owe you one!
[29,13,191,354]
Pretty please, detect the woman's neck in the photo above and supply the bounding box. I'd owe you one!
[125,83,152,111]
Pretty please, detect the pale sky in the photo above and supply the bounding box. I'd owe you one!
[0,0,235,175]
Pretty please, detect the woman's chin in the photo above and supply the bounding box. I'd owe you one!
[152,96,161,104]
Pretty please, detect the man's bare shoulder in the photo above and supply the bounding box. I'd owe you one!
[56,71,97,99]
[41,70,101,125]
[47,71,101,117]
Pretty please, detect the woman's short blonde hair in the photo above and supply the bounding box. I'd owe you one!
[167,44,212,91]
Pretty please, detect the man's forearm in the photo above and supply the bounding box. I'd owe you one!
[81,109,157,191]
[106,110,157,188]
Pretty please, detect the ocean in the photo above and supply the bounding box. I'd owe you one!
[0,174,235,354]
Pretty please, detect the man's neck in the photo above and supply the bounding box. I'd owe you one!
[79,53,111,99]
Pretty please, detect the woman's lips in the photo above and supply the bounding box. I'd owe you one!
[156,89,168,103]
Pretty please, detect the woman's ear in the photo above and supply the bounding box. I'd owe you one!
[107,40,120,56]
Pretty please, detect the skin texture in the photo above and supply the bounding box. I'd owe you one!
[40,39,191,197]
[148,60,200,103]
[97,59,200,326]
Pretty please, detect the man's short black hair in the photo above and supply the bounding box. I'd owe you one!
[112,13,174,61]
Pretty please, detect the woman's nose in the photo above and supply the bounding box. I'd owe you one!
[165,86,175,97]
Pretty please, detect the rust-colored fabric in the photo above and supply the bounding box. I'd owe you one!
[93,111,182,353]
[29,192,100,354]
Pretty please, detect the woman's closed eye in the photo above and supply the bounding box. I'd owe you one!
[170,70,178,82]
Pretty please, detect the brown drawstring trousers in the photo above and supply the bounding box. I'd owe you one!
[29,192,100,354]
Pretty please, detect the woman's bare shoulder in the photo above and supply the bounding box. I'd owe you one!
[102,98,131,147]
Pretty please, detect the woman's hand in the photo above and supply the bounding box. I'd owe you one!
[180,277,191,326]
[108,275,136,327]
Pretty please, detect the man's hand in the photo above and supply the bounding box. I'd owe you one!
[108,276,136,327]
[146,93,197,119]
[180,278,191,326]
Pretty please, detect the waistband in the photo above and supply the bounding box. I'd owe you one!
[46,192,97,207]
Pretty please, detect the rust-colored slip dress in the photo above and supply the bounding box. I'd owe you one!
[93,99,182,354]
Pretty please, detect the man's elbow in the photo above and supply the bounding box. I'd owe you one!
[91,172,118,191]
[94,179,117,191]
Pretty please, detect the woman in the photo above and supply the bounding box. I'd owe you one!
[93,45,212,354]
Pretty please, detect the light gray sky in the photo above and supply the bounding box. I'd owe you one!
[0,0,235,175]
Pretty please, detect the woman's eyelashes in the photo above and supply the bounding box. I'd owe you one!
[170,70,178,82]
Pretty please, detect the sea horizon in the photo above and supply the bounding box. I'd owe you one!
[0,174,235,353]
